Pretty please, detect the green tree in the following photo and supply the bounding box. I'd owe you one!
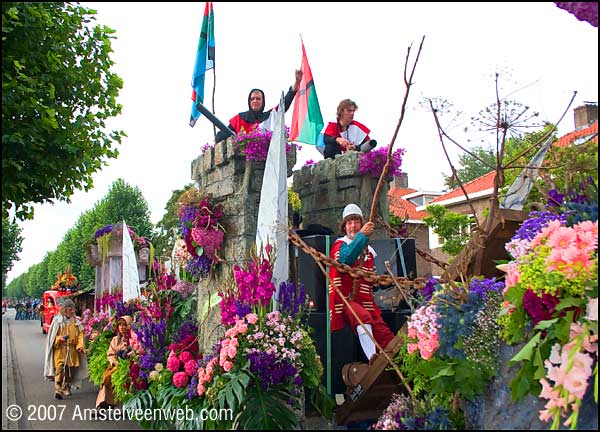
[154,184,195,259]
[2,2,125,220]
[96,179,154,239]
[423,204,472,257]
[443,146,496,189]
[5,178,155,295]
[2,209,23,294]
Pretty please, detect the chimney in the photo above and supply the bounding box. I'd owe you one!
[574,104,598,130]
[390,173,409,189]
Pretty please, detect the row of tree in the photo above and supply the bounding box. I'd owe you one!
[5,180,155,299]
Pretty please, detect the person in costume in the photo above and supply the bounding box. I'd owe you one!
[320,99,377,159]
[43,298,88,399]
[215,69,303,142]
[328,203,394,363]
[96,315,133,410]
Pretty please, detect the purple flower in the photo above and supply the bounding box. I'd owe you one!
[247,351,298,390]
[186,255,212,279]
[358,147,405,179]
[469,277,504,300]
[277,281,307,318]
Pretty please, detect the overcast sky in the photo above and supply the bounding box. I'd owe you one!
[6,2,598,286]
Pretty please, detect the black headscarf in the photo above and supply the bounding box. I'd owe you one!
[239,88,270,123]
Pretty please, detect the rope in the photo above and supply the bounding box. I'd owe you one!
[288,229,428,290]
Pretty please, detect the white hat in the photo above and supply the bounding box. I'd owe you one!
[342,203,363,219]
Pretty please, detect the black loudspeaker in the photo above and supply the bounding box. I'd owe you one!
[371,238,417,279]
[295,235,337,313]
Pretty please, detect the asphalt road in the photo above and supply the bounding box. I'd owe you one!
[2,309,140,430]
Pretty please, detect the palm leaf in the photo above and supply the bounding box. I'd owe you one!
[235,384,299,430]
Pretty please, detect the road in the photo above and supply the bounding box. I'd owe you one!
[2,308,140,430]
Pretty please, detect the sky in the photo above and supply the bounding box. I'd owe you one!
[6,2,598,285]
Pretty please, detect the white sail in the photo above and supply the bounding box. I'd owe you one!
[501,136,553,210]
[256,93,289,303]
[122,220,141,302]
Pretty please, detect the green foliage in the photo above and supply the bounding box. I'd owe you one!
[2,2,125,220]
[154,184,195,259]
[502,125,597,207]
[288,187,302,212]
[5,178,155,294]
[112,357,133,403]
[87,334,112,386]
[394,338,438,401]
[2,210,22,292]
[443,146,496,189]
[234,382,299,430]
[423,204,472,256]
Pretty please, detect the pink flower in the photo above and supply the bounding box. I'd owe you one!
[547,226,577,249]
[222,360,233,372]
[184,360,197,376]
[179,351,194,364]
[197,383,206,397]
[245,313,258,324]
[172,371,189,388]
[166,354,180,373]
[227,346,237,358]
[585,298,597,322]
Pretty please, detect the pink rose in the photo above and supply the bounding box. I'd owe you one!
[197,383,205,397]
[223,360,233,372]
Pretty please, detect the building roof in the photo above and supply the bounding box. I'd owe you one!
[428,171,496,206]
[554,120,598,148]
[388,188,429,221]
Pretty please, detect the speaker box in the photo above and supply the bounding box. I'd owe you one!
[371,238,417,279]
[294,235,336,313]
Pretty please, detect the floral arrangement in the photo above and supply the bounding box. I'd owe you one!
[83,237,331,431]
[176,188,226,281]
[231,126,298,162]
[497,184,598,429]
[358,147,405,180]
[374,276,503,430]
[92,223,154,262]
[373,393,452,430]
[52,265,79,291]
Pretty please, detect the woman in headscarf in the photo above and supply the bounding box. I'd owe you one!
[214,69,302,142]
[95,315,133,409]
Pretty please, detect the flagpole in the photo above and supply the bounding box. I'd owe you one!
[212,65,217,142]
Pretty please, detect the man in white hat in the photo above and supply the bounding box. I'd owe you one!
[43,298,88,399]
[328,204,395,363]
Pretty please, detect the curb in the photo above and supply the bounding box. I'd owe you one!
[2,310,18,430]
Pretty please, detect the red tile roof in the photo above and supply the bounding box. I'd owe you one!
[388,188,429,220]
[554,120,598,148]
[430,171,496,204]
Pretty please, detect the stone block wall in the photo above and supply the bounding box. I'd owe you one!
[292,151,390,239]
[190,138,296,352]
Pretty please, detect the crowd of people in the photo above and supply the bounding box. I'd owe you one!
[14,298,42,320]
